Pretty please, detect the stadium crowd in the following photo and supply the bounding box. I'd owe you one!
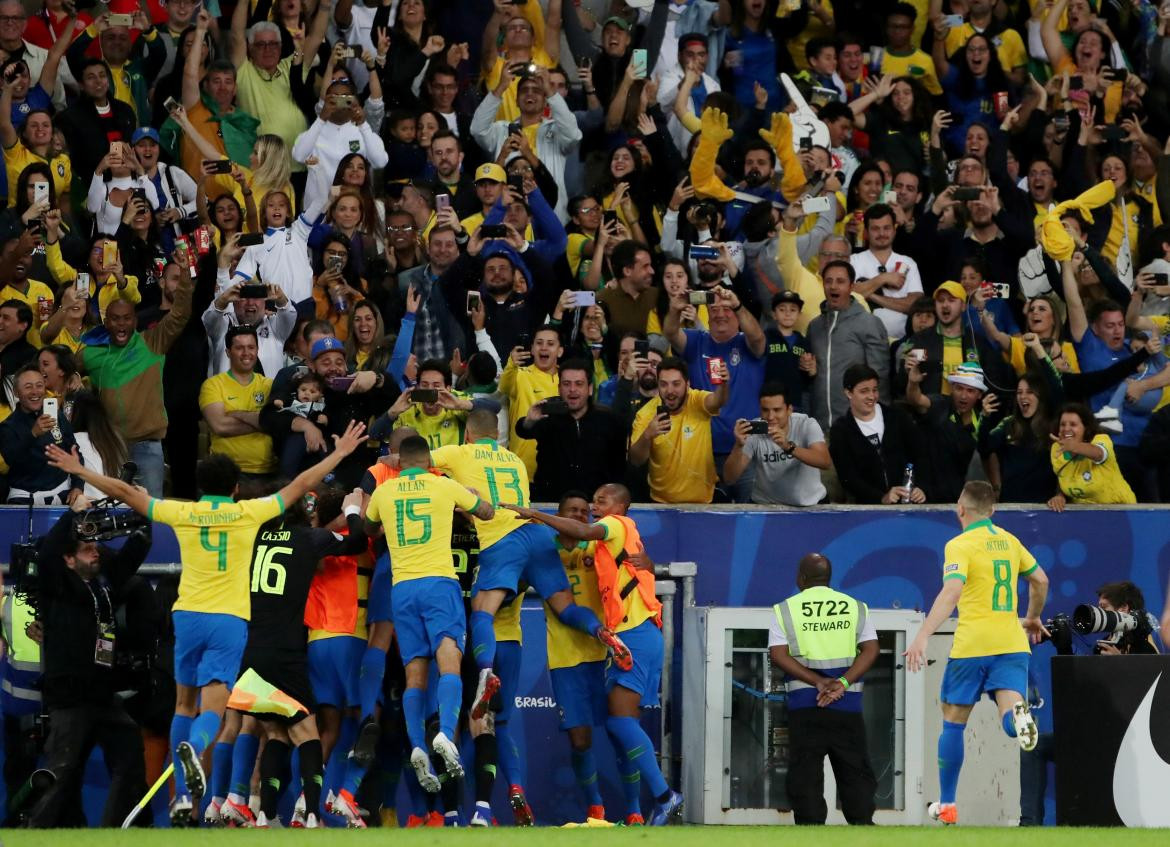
[0,0,1169,831]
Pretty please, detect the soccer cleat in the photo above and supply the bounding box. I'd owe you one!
[254,811,272,829]
[331,789,367,828]
[587,804,606,822]
[169,794,193,828]
[290,793,307,828]
[470,668,501,720]
[175,741,206,805]
[324,789,336,814]
[648,790,684,826]
[425,810,445,827]
[431,731,465,780]
[598,627,634,671]
[410,746,441,793]
[509,784,534,826]
[203,797,224,826]
[444,810,462,826]
[1013,701,1039,752]
[221,796,256,828]
[405,814,427,828]
[469,809,492,827]
[928,801,958,825]
[302,812,320,829]
[624,813,645,826]
[350,715,381,769]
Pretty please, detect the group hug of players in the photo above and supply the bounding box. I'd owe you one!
[47,409,683,829]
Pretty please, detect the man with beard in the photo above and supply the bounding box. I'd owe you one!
[429,131,479,219]
[425,68,482,170]
[598,240,658,338]
[465,233,558,359]
[398,227,468,362]
[630,356,729,504]
[850,204,923,340]
[905,360,992,503]
[203,268,296,378]
[722,140,786,241]
[515,358,628,501]
[894,282,1005,400]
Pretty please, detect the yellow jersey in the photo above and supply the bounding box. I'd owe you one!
[365,468,480,584]
[1007,336,1079,375]
[198,372,275,474]
[1051,434,1136,505]
[495,592,523,644]
[430,439,529,550]
[597,515,655,633]
[545,538,607,669]
[149,494,285,620]
[880,48,942,95]
[630,389,718,503]
[944,519,1036,659]
[498,360,558,477]
[0,280,54,347]
[394,402,470,450]
[944,24,1027,72]
[3,140,71,207]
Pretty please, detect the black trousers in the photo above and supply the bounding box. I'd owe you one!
[786,707,876,825]
[27,697,145,828]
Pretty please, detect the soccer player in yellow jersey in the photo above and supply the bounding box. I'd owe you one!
[429,409,631,725]
[904,481,1050,826]
[363,435,495,802]
[46,420,368,826]
[508,484,684,826]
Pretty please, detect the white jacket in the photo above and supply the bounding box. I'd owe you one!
[292,118,389,212]
[471,92,582,222]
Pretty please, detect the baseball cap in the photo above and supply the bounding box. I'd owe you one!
[475,163,506,184]
[131,127,160,145]
[933,281,967,303]
[771,290,805,310]
[310,336,344,360]
[602,16,631,31]
[947,362,987,393]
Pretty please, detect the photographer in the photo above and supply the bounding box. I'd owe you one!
[1093,582,1159,655]
[27,494,151,827]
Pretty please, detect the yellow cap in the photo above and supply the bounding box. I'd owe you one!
[475,163,507,183]
[933,281,967,303]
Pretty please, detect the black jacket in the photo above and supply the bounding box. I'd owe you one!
[56,97,137,184]
[515,403,629,503]
[910,394,980,504]
[37,510,151,709]
[828,402,924,504]
[893,324,1013,404]
[0,406,81,495]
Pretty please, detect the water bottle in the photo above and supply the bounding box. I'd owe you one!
[901,464,915,504]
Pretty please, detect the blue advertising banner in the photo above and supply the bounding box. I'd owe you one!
[3,505,1167,826]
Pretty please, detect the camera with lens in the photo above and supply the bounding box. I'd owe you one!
[1039,612,1074,654]
[1072,603,1154,653]
[73,463,149,544]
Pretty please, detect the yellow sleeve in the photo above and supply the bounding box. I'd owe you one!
[439,475,480,513]
[45,240,78,286]
[679,110,701,133]
[598,515,626,558]
[631,401,653,444]
[498,358,519,396]
[1018,541,1038,576]
[944,26,968,56]
[942,538,968,582]
[146,497,181,525]
[645,309,662,336]
[198,376,221,411]
[691,389,715,418]
[1002,30,1027,69]
[365,487,384,525]
[429,444,459,471]
[97,276,142,318]
[243,494,285,524]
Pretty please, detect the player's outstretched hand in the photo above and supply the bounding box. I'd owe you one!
[45,444,83,476]
[501,503,537,520]
[1022,616,1050,645]
[903,635,927,673]
[332,420,368,456]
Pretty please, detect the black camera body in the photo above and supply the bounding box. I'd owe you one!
[73,507,149,544]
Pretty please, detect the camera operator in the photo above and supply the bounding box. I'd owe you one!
[26,494,152,828]
[1093,582,1159,655]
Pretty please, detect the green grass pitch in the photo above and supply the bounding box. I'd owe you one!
[0,827,1164,846]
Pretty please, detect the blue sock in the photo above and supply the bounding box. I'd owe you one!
[614,739,642,817]
[358,646,387,721]
[324,716,358,806]
[571,748,603,807]
[229,733,260,798]
[340,755,365,798]
[605,716,668,799]
[210,741,234,799]
[436,674,462,739]
[170,714,194,796]
[1002,710,1017,738]
[189,711,223,755]
[469,610,498,670]
[496,720,524,787]
[557,604,603,637]
[938,721,966,805]
[403,688,428,751]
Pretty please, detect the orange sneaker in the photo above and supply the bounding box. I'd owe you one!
[598,627,633,671]
[587,804,606,821]
[425,810,445,827]
[405,814,426,828]
[624,813,645,826]
[509,784,534,826]
[928,802,958,825]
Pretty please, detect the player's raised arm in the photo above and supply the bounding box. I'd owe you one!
[1021,565,1050,643]
[502,504,605,541]
[278,420,368,506]
[904,578,964,673]
[44,445,152,516]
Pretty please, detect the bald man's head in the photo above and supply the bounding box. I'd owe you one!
[387,425,419,452]
[591,483,631,517]
[796,553,832,589]
[466,408,499,441]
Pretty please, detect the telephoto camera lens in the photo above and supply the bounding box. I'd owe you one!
[1072,604,1139,635]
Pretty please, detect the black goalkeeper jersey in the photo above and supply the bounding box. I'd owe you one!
[245,514,367,654]
[452,513,479,618]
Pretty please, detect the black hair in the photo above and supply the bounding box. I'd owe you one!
[291,370,327,395]
[1087,299,1124,323]
[398,435,432,464]
[890,1,918,22]
[819,101,853,125]
[15,162,56,215]
[611,239,650,279]
[805,36,839,63]
[0,298,32,327]
[1095,580,1146,611]
[558,489,591,510]
[558,357,593,385]
[225,324,259,349]
[759,381,791,404]
[416,357,452,386]
[656,355,689,381]
[467,351,498,385]
[863,203,896,227]
[843,363,880,391]
[196,453,241,497]
[302,319,334,341]
[821,259,856,283]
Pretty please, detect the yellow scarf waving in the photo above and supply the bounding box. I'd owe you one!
[1041,180,1116,261]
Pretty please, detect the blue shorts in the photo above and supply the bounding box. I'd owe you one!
[605,619,663,707]
[367,551,393,624]
[495,639,523,724]
[173,611,247,689]
[308,635,364,708]
[392,577,466,664]
[940,652,1030,706]
[551,660,607,731]
[473,523,570,600]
